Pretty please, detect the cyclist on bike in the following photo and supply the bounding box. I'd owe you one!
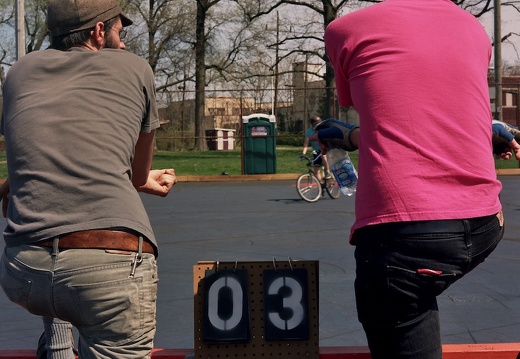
[301,116,331,182]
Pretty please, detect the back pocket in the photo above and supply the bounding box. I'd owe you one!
[0,261,32,311]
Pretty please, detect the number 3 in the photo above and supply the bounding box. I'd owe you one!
[264,268,309,340]
[267,276,304,330]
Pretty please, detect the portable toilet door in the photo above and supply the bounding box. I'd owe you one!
[242,114,276,174]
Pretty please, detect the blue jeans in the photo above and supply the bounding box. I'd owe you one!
[354,214,503,359]
[0,240,158,359]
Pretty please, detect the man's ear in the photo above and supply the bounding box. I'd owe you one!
[90,21,106,49]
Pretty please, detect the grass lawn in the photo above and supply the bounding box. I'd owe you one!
[0,147,517,178]
[154,147,519,176]
[152,146,334,176]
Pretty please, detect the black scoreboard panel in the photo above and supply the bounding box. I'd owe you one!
[193,260,319,358]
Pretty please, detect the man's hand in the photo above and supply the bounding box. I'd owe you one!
[492,120,520,160]
[136,169,177,197]
[493,138,520,161]
[0,179,10,218]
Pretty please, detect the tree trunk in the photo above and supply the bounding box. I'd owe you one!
[322,0,337,119]
[194,0,208,151]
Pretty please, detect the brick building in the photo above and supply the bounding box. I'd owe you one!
[488,75,520,127]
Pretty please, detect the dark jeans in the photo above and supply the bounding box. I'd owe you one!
[354,214,503,359]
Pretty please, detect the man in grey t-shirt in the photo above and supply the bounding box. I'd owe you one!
[0,0,176,358]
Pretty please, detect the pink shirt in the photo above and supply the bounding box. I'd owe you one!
[324,0,502,242]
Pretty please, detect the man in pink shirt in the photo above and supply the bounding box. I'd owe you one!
[313,1,514,358]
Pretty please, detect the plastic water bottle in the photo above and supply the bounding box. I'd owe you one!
[327,148,357,196]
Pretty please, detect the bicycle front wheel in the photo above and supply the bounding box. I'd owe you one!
[325,177,341,199]
[296,173,322,203]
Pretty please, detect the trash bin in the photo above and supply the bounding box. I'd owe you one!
[242,114,276,174]
[205,129,236,150]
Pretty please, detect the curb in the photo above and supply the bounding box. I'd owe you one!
[175,174,300,182]
[177,169,520,182]
[496,168,520,176]
[1,169,519,185]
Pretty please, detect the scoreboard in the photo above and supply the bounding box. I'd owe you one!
[193,260,319,358]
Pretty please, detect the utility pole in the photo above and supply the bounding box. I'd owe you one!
[273,11,279,118]
[494,0,502,120]
[15,0,25,60]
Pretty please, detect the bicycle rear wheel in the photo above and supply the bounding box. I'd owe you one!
[296,173,322,203]
[325,177,341,199]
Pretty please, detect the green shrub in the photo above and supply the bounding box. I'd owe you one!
[276,133,303,147]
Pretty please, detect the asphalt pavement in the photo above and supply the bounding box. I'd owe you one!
[1,176,520,351]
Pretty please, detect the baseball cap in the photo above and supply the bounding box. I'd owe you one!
[47,0,133,37]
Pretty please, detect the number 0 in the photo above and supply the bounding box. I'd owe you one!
[207,276,243,330]
[203,269,250,342]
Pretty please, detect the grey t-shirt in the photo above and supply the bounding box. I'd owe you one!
[1,47,160,250]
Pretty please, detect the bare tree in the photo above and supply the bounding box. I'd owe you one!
[194,0,215,150]
[0,2,14,86]
[280,0,350,119]
[193,0,275,150]
[24,0,47,53]
[124,0,195,91]
[226,0,356,120]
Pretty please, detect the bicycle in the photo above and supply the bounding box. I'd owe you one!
[296,154,341,203]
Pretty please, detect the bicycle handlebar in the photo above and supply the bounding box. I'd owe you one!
[299,153,322,166]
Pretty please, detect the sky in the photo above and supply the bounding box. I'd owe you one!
[480,6,520,66]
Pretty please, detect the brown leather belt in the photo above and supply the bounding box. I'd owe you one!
[37,230,155,256]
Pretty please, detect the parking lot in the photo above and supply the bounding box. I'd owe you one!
[1,176,520,351]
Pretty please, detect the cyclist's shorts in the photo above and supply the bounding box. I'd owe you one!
[313,153,323,166]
